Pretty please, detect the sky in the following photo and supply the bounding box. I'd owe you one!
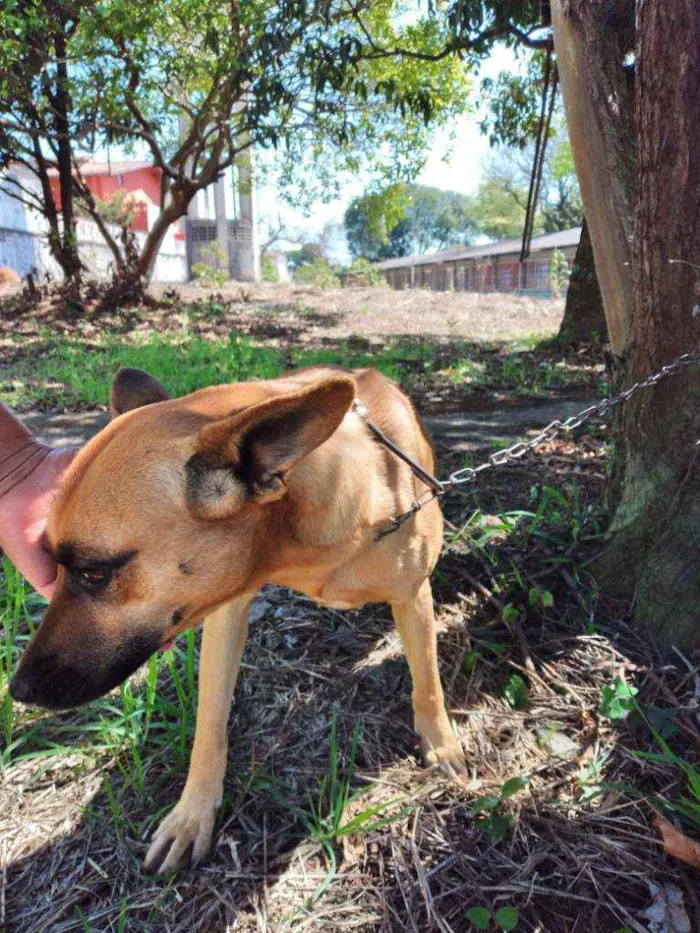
[256,45,517,260]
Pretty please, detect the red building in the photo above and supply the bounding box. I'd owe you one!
[48,160,183,239]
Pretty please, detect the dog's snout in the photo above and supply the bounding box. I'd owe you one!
[9,669,36,704]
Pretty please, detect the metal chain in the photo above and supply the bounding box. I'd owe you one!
[445,352,700,489]
[365,351,700,538]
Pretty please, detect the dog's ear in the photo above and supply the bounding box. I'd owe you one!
[186,375,356,519]
[110,368,171,418]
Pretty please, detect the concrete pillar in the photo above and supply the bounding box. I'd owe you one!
[213,173,229,278]
[235,147,260,282]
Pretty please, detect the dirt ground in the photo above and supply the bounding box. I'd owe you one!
[0,280,564,347]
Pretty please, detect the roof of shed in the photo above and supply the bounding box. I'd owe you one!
[375,227,582,270]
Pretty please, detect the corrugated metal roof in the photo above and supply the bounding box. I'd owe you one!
[375,227,582,270]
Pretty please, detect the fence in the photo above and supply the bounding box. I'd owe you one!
[377,229,581,299]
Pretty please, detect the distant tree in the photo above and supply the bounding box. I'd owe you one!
[471,175,528,240]
[286,242,322,273]
[345,183,475,260]
[472,136,582,240]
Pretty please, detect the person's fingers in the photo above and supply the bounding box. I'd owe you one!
[2,536,57,598]
[0,446,76,598]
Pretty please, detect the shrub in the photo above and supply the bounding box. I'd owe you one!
[295,258,340,289]
[344,257,385,287]
[262,255,280,283]
[192,241,229,287]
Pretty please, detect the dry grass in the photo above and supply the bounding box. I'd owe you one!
[149,282,565,341]
[0,281,564,351]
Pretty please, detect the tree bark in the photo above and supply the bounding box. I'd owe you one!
[600,0,700,647]
[557,218,607,343]
[52,23,82,282]
[553,0,700,648]
[551,0,635,355]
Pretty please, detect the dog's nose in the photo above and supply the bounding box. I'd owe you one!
[9,671,36,704]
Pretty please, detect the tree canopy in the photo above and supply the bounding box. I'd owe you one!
[472,135,582,240]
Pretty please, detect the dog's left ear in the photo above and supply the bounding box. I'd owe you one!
[110,368,171,418]
[186,374,356,519]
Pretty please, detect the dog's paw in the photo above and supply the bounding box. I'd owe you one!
[422,735,468,779]
[144,792,217,874]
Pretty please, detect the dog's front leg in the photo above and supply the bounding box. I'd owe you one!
[392,579,467,779]
[144,594,251,873]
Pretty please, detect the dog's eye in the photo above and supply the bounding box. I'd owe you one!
[77,567,110,588]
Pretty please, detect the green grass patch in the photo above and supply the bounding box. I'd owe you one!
[1,332,284,409]
[1,326,606,410]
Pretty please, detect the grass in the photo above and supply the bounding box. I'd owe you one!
[1,327,606,411]
[3,457,700,930]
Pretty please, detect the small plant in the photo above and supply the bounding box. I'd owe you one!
[549,248,570,299]
[192,240,229,287]
[471,775,529,841]
[599,679,700,832]
[254,709,409,903]
[502,674,529,710]
[467,905,520,931]
[599,677,639,720]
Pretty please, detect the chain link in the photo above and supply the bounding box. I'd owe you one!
[362,351,700,538]
[446,352,700,489]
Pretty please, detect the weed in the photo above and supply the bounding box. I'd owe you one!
[467,904,520,931]
[253,708,409,905]
[599,680,700,832]
[471,775,529,841]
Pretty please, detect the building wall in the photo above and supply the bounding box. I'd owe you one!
[381,247,576,297]
[0,167,187,282]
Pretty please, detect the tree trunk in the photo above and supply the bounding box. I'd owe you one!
[134,181,195,283]
[557,218,607,343]
[553,0,700,648]
[52,25,82,283]
[551,0,635,355]
[600,0,700,648]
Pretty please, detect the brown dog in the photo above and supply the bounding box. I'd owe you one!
[10,366,466,872]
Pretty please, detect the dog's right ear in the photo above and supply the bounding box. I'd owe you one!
[185,374,356,520]
[110,368,171,419]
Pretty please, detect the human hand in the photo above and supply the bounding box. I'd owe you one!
[0,446,76,598]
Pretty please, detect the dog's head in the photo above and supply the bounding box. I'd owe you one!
[10,367,355,709]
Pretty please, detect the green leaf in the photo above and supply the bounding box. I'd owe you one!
[541,589,554,608]
[466,906,491,930]
[599,678,638,720]
[461,650,481,676]
[503,674,529,710]
[495,906,519,931]
[471,795,499,815]
[500,775,528,799]
[487,812,514,841]
[503,604,519,624]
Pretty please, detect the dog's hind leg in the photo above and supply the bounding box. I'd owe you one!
[144,594,251,873]
[391,579,467,779]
